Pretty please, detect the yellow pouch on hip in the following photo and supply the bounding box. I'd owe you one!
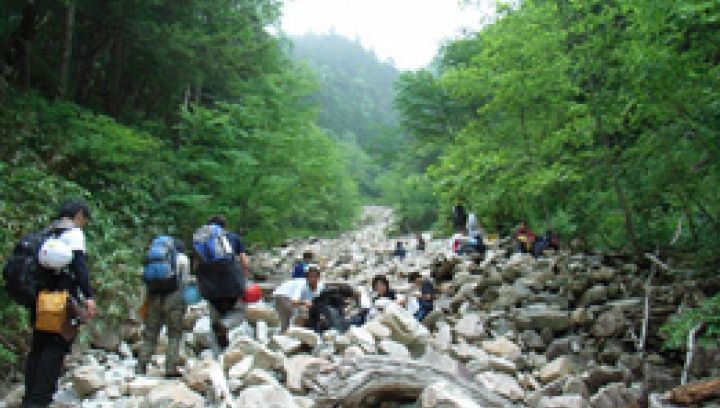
[35,290,69,333]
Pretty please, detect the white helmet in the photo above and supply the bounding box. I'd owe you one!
[38,238,73,270]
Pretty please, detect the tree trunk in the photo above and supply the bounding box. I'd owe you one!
[56,0,75,100]
[2,0,40,92]
[592,75,640,260]
[302,356,514,408]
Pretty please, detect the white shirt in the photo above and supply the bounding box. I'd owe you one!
[273,278,325,301]
[58,227,86,253]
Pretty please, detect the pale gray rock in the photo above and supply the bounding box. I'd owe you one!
[284,355,330,393]
[378,339,411,358]
[475,372,525,402]
[419,380,485,408]
[454,313,486,341]
[589,383,640,408]
[578,285,608,307]
[363,320,392,340]
[271,334,304,355]
[285,326,321,348]
[125,377,162,397]
[144,382,204,408]
[591,308,628,338]
[235,383,300,408]
[481,337,521,358]
[72,366,105,397]
[537,357,573,384]
[537,395,589,408]
[515,305,570,332]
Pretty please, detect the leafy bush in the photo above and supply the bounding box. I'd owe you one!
[660,293,720,350]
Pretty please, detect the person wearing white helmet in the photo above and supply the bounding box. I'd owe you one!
[23,198,96,408]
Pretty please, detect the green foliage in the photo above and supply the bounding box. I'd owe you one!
[660,293,720,350]
[393,0,720,268]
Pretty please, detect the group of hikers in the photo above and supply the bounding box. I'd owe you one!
[450,200,560,258]
[4,198,437,408]
[7,197,559,407]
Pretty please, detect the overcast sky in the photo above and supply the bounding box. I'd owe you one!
[280,0,495,71]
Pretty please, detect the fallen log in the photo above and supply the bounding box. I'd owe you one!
[663,377,720,405]
[302,355,515,408]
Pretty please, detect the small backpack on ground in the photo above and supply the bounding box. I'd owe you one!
[192,225,244,300]
[142,235,179,294]
[3,227,72,308]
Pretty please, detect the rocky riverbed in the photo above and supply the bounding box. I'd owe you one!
[1,206,718,408]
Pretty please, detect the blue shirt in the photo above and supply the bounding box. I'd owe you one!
[226,231,246,255]
[292,262,307,279]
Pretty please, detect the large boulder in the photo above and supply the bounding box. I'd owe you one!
[515,306,570,332]
[144,383,204,408]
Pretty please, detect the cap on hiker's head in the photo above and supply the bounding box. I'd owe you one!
[307,263,320,274]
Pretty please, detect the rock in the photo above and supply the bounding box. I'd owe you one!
[481,337,521,358]
[294,396,316,408]
[546,337,580,361]
[570,308,590,326]
[182,358,214,393]
[363,320,392,340]
[344,345,365,357]
[235,383,300,408]
[579,285,608,307]
[72,366,105,397]
[285,327,321,348]
[449,343,487,362]
[562,376,589,398]
[125,377,162,397]
[284,356,330,392]
[419,380,484,408]
[537,395,589,408]
[454,313,486,341]
[520,330,546,351]
[271,335,303,355]
[347,326,376,353]
[381,302,429,345]
[145,382,204,408]
[246,304,280,327]
[515,306,570,332]
[244,368,282,388]
[228,355,254,380]
[538,357,573,384]
[589,383,641,408]
[591,308,628,338]
[89,324,122,352]
[378,339,411,358]
[191,316,215,349]
[256,320,269,345]
[581,366,627,394]
[475,372,525,402]
[224,336,285,372]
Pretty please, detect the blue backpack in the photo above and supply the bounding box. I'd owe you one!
[192,225,243,300]
[143,235,179,294]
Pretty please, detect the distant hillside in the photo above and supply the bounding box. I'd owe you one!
[290,33,402,159]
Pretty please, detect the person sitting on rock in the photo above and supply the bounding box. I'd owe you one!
[533,229,559,257]
[272,264,325,333]
[515,221,536,254]
[392,241,407,259]
[406,272,435,321]
[367,274,399,321]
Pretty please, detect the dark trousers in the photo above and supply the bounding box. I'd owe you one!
[24,330,72,406]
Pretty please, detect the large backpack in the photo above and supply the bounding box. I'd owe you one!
[142,235,179,294]
[3,227,70,308]
[192,225,244,300]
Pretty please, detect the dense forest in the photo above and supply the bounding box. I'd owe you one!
[1,0,719,368]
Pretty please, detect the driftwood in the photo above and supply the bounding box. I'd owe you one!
[209,356,236,408]
[302,356,515,408]
[664,377,720,405]
[681,323,704,386]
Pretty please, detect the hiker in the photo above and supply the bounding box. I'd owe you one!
[366,274,399,321]
[451,200,468,231]
[292,251,313,278]
[406,272,435,321]
[533,229,559,257]
[23,199,96,408]
[416,233,426,251]
[515,221,536,254]
[193,215,250,353]
[392,241,407,259]
[136,238,190,378]
[272,264,325,332]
